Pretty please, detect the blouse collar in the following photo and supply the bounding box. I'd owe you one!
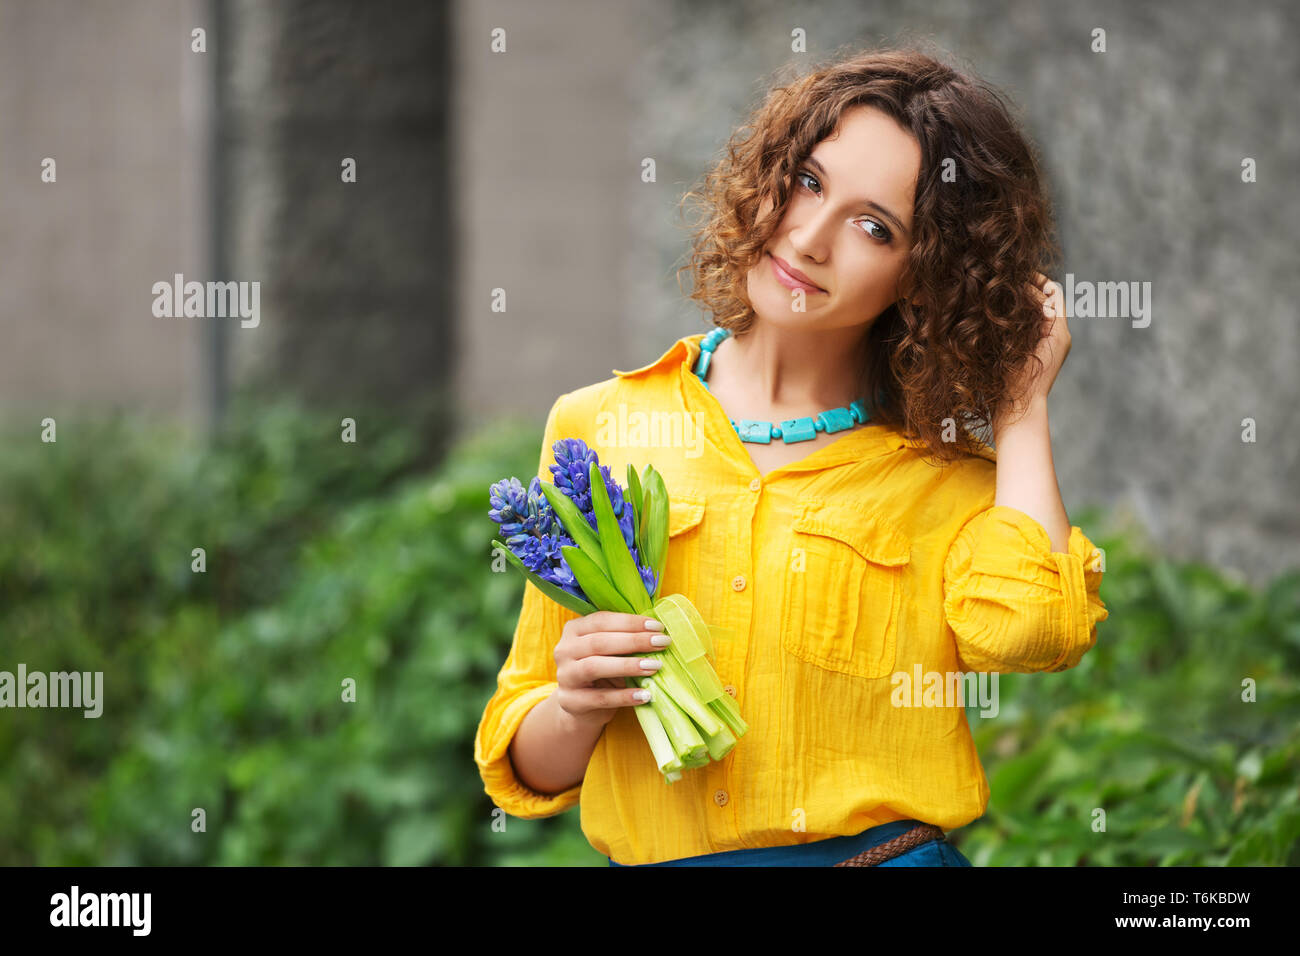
[615,331,939,475]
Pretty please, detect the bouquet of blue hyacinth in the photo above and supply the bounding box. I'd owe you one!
[489,438,747,784]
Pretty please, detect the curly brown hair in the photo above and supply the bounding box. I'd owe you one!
[675,44,1060,465]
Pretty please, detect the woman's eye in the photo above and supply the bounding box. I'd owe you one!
[795,169,891,243]
[858,219,891,242]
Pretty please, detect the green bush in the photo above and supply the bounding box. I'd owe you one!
[0,395,601,866]
[956,515,1300,866]
[83,416,601,866]
[1,396,1295,866]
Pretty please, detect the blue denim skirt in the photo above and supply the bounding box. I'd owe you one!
[607,819,973,867]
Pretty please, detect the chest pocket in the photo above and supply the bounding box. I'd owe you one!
[781,501,910,679]
[655,491,706,602]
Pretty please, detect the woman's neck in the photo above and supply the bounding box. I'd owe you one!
[710,323,869,413]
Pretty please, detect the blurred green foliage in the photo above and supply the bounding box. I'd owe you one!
[956,512,1300,866]
[0,397,1295,866]
[0,394,601,866]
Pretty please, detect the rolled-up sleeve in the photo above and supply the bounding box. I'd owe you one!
[473,392,584,818]
[943,505,1108,674]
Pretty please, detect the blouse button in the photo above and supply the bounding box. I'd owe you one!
[713,789,729,807]
[724,685,736,698]
[749,477,761,492]
[731,575,746,591]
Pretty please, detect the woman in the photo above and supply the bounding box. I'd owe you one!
[475,46,1108,866]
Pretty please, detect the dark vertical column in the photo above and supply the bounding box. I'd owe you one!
[207,0,231,441]
[214,0,452,459]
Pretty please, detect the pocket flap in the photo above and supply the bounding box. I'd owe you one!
[667,492,706,536]
[792,501,910,566]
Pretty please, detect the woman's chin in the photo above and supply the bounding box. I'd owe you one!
[750,298,820,326]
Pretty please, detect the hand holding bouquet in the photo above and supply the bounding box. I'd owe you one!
[489,438,747,783]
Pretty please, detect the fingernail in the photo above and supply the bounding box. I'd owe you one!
[644,619,665,631]
[633,689,651,702]
[639,658,662,670]
[651,634,671,647]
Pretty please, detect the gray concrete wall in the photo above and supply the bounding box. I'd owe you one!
[456,0,1299,584]
[0,0,209,429]
[630,0,1300,584]
[0,0,453,442]
[218,0,451,434]
[3,0,1295,584]
[450,0,653,429]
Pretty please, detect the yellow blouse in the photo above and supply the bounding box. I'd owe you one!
[475,331,1108,865]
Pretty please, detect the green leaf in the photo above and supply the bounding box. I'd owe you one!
[587,461,651,615]
[490,540,597,616]
[640,470,669,600]
[989,748,1053,809]
[561,544,633,613]
[626,462,644,549]
[638,480,654,579]
[539,482,610,579]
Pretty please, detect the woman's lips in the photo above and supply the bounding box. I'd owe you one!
[768,253,826,294]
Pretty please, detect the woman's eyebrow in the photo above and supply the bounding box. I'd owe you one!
[804,155,910,237]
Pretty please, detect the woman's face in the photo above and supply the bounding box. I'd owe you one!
[744,103,920,331]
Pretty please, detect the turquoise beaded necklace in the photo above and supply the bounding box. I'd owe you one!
[692,326,870,445]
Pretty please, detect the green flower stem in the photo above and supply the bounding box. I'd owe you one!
[636,675,705,761]
[702,720,737,761]
[708,693,749,738]
[648,654,724,738]
[626,679,682,775]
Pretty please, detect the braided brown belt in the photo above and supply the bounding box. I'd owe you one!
[832,824,947,866]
